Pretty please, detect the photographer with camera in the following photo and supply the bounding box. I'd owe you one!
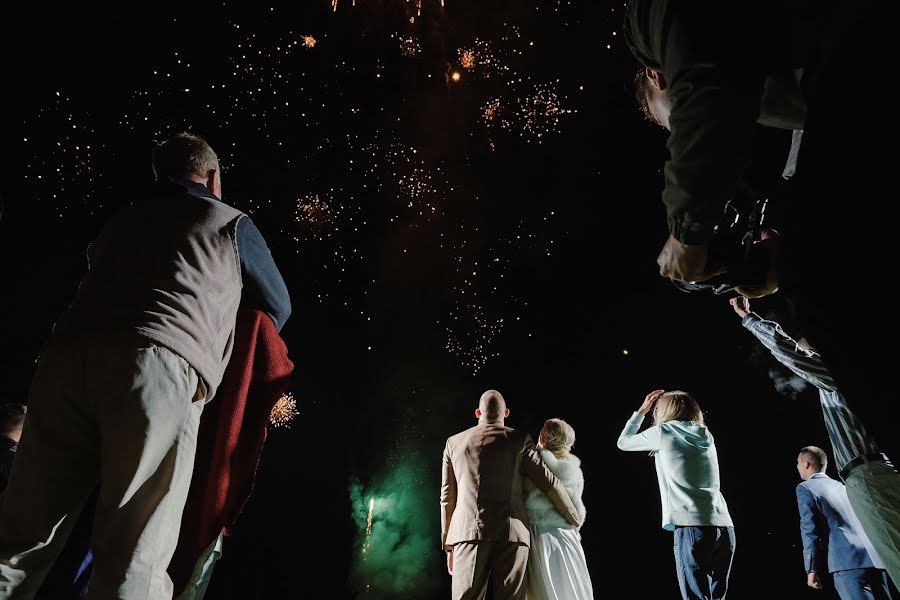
[624,0,899,522]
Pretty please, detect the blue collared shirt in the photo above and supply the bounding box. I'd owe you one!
[162,177,291,331]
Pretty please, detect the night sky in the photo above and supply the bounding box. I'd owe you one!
[4,2,897,599]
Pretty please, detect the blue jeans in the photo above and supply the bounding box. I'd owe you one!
[673,526,736,600]
[832,568,893,600]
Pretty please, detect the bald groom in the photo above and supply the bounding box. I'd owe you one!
[440,390,580,600]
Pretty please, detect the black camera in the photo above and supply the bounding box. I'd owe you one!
[671,198,772,295]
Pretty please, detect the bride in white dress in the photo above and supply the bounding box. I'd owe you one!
[524,418,594,600]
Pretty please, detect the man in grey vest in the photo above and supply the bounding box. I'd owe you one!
[0,133,291,599]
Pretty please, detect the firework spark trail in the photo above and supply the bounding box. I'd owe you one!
[350,451,437,595]
[443,212,558,373]
[445,301,503,375]
[481,97,506,151]
[363,498,375,559]
[443,235,507,374]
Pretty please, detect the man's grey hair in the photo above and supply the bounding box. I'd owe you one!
[152,132,219,180]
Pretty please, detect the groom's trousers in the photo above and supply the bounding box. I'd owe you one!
[451,540,529,600]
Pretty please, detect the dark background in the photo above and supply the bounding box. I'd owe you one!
[3,1,895,598]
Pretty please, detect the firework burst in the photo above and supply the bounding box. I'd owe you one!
[398,35,421,58]
[518,82,576,143]
[294,193,339,238]
[269,393,299,428]
[459,49,476,69]
[455,39,509,79]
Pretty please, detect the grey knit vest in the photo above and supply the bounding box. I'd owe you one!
[53,190,246,401]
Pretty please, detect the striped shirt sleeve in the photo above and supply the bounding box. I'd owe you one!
[741,313,838,392]
[742,313,879,469]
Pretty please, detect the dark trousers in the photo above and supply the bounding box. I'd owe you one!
[832,568,893,600]
[673,526,736,600]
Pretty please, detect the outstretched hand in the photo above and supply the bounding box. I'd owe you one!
[729,296,750,318]
[639,390,665,415]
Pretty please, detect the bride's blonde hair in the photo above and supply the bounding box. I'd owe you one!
[539,418,576,459]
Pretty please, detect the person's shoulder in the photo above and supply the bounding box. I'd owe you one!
[445,430,465,445]
[505,427,532,444]
[796,479,819,495]
[137,184,245,219]
[541,450,582,473]
[815,475,843,491]
[447,424,479,444]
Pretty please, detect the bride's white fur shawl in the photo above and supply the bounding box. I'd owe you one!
[525,449,587,530]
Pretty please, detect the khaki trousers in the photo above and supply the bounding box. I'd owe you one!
[451,540,529,600]
[0,334,205,600]
[846,460,900,589]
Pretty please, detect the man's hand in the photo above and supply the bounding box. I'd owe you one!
[735,229,781,298]
[447,549,454,575]
[657,235,723,283]
[729,296,750,318]
[807,571,823,590]
[639,390,665,415]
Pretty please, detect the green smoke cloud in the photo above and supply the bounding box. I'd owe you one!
[349,445,439,599]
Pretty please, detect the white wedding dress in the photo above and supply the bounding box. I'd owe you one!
[524,450,594,600]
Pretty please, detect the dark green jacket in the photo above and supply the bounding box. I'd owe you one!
[624,0,811,244]
[0,437,15,493]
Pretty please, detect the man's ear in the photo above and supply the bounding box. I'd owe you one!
[504,408,510,418]
[645,67,667,91]
[205,168,217,193]
[475,408,482,419]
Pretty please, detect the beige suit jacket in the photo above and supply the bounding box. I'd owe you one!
[440,421,580,550]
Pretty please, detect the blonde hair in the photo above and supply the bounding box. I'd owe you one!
[652,391,704,426]
[539,418,576,459]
